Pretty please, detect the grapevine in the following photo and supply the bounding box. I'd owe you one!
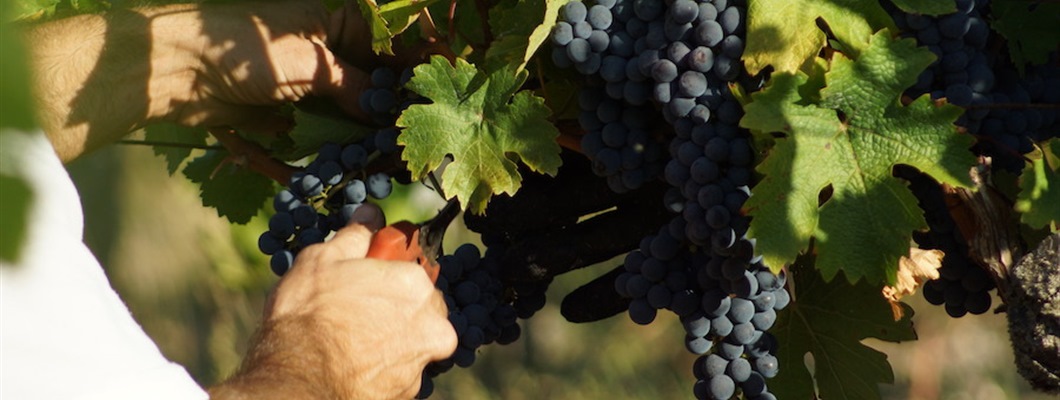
[9,0,1057,398]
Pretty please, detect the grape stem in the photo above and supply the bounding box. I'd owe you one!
[208,128,298,184]
[447,0,458,43]
[556,122,586,154]
[417,9,442,43]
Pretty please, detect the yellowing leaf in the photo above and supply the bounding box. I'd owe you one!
[744,0,896,74]
[379,0,444,36]
[741,31,976,285]
[883,247,943,319]
[1016,139,1060,229]
[397,56,562,214]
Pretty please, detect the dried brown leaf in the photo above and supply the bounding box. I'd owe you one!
[883,247,944,319]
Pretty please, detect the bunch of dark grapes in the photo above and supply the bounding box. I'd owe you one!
[577,84,668,192]
[257,63,429,273]
[887,0,1058,318]
[256,135,398,275]
[896,167,995,317]
[359,66,419,126]
[550,1,791,398]
[417,244,524,399]
[887,0,1060,172]
[615,225,788,400]
[977,57,1060,171]
[551,0,674,193]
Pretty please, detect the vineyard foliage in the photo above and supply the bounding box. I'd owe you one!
[742,31,974,284]
[397,56,562,213]
[2,0,1059,399]
[771,265,916,400]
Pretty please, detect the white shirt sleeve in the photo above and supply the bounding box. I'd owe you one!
[1,130,209,400]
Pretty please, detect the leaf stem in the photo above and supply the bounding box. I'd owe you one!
[428,170,447,200]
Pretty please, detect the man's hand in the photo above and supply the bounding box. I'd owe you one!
[25,0,371,161]
[209,205,457,399]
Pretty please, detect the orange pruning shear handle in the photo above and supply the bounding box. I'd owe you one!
[365,199,460,284]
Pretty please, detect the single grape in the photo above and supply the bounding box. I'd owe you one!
[367,173,392,199]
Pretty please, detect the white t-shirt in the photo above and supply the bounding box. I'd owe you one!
[0,130,208,400]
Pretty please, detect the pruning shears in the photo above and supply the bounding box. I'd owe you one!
[365,199,460,284]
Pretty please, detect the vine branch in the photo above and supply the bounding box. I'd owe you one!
[208,128,298,184]
[117,139,222,150]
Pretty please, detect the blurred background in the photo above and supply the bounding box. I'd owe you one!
[67,141,1052,400]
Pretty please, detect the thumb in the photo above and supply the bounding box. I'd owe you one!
[325,203,387,260]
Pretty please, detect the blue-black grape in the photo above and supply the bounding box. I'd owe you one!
[707,374,736,399]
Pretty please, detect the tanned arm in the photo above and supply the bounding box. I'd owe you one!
[23,1,370,162]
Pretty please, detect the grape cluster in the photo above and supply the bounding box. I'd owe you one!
[888,0,1060,172]
[577,84,667,192]
[256,135,399,275]
[550,0,675,193]
[615,225,788,400]
[977,59,1060,171]
[897,167,995,317]
[359,66,419,126]
[887,0,1058,318]
[417,244,524,399]
[550,1,788,398]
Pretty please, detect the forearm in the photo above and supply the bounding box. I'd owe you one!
[24,5,202,162]
[208,316,347,399]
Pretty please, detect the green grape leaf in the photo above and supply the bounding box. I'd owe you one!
[889,0,955,15]
[68,0,109,13]
[144,123,209,175]
[284,109,371,160]
[1016,139,1060,229]
[485,0,570,72]
[741,31,975,285]
[771,264,917,400]
[183,151,275,224]
[379,0,443,36]
[744,0,896,74]
[0,173,32,263]
[356,0,396,55]
[1,6,35,130]
[9,0,59,21]
[397,56,562,214]
[990,0,1060,67]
